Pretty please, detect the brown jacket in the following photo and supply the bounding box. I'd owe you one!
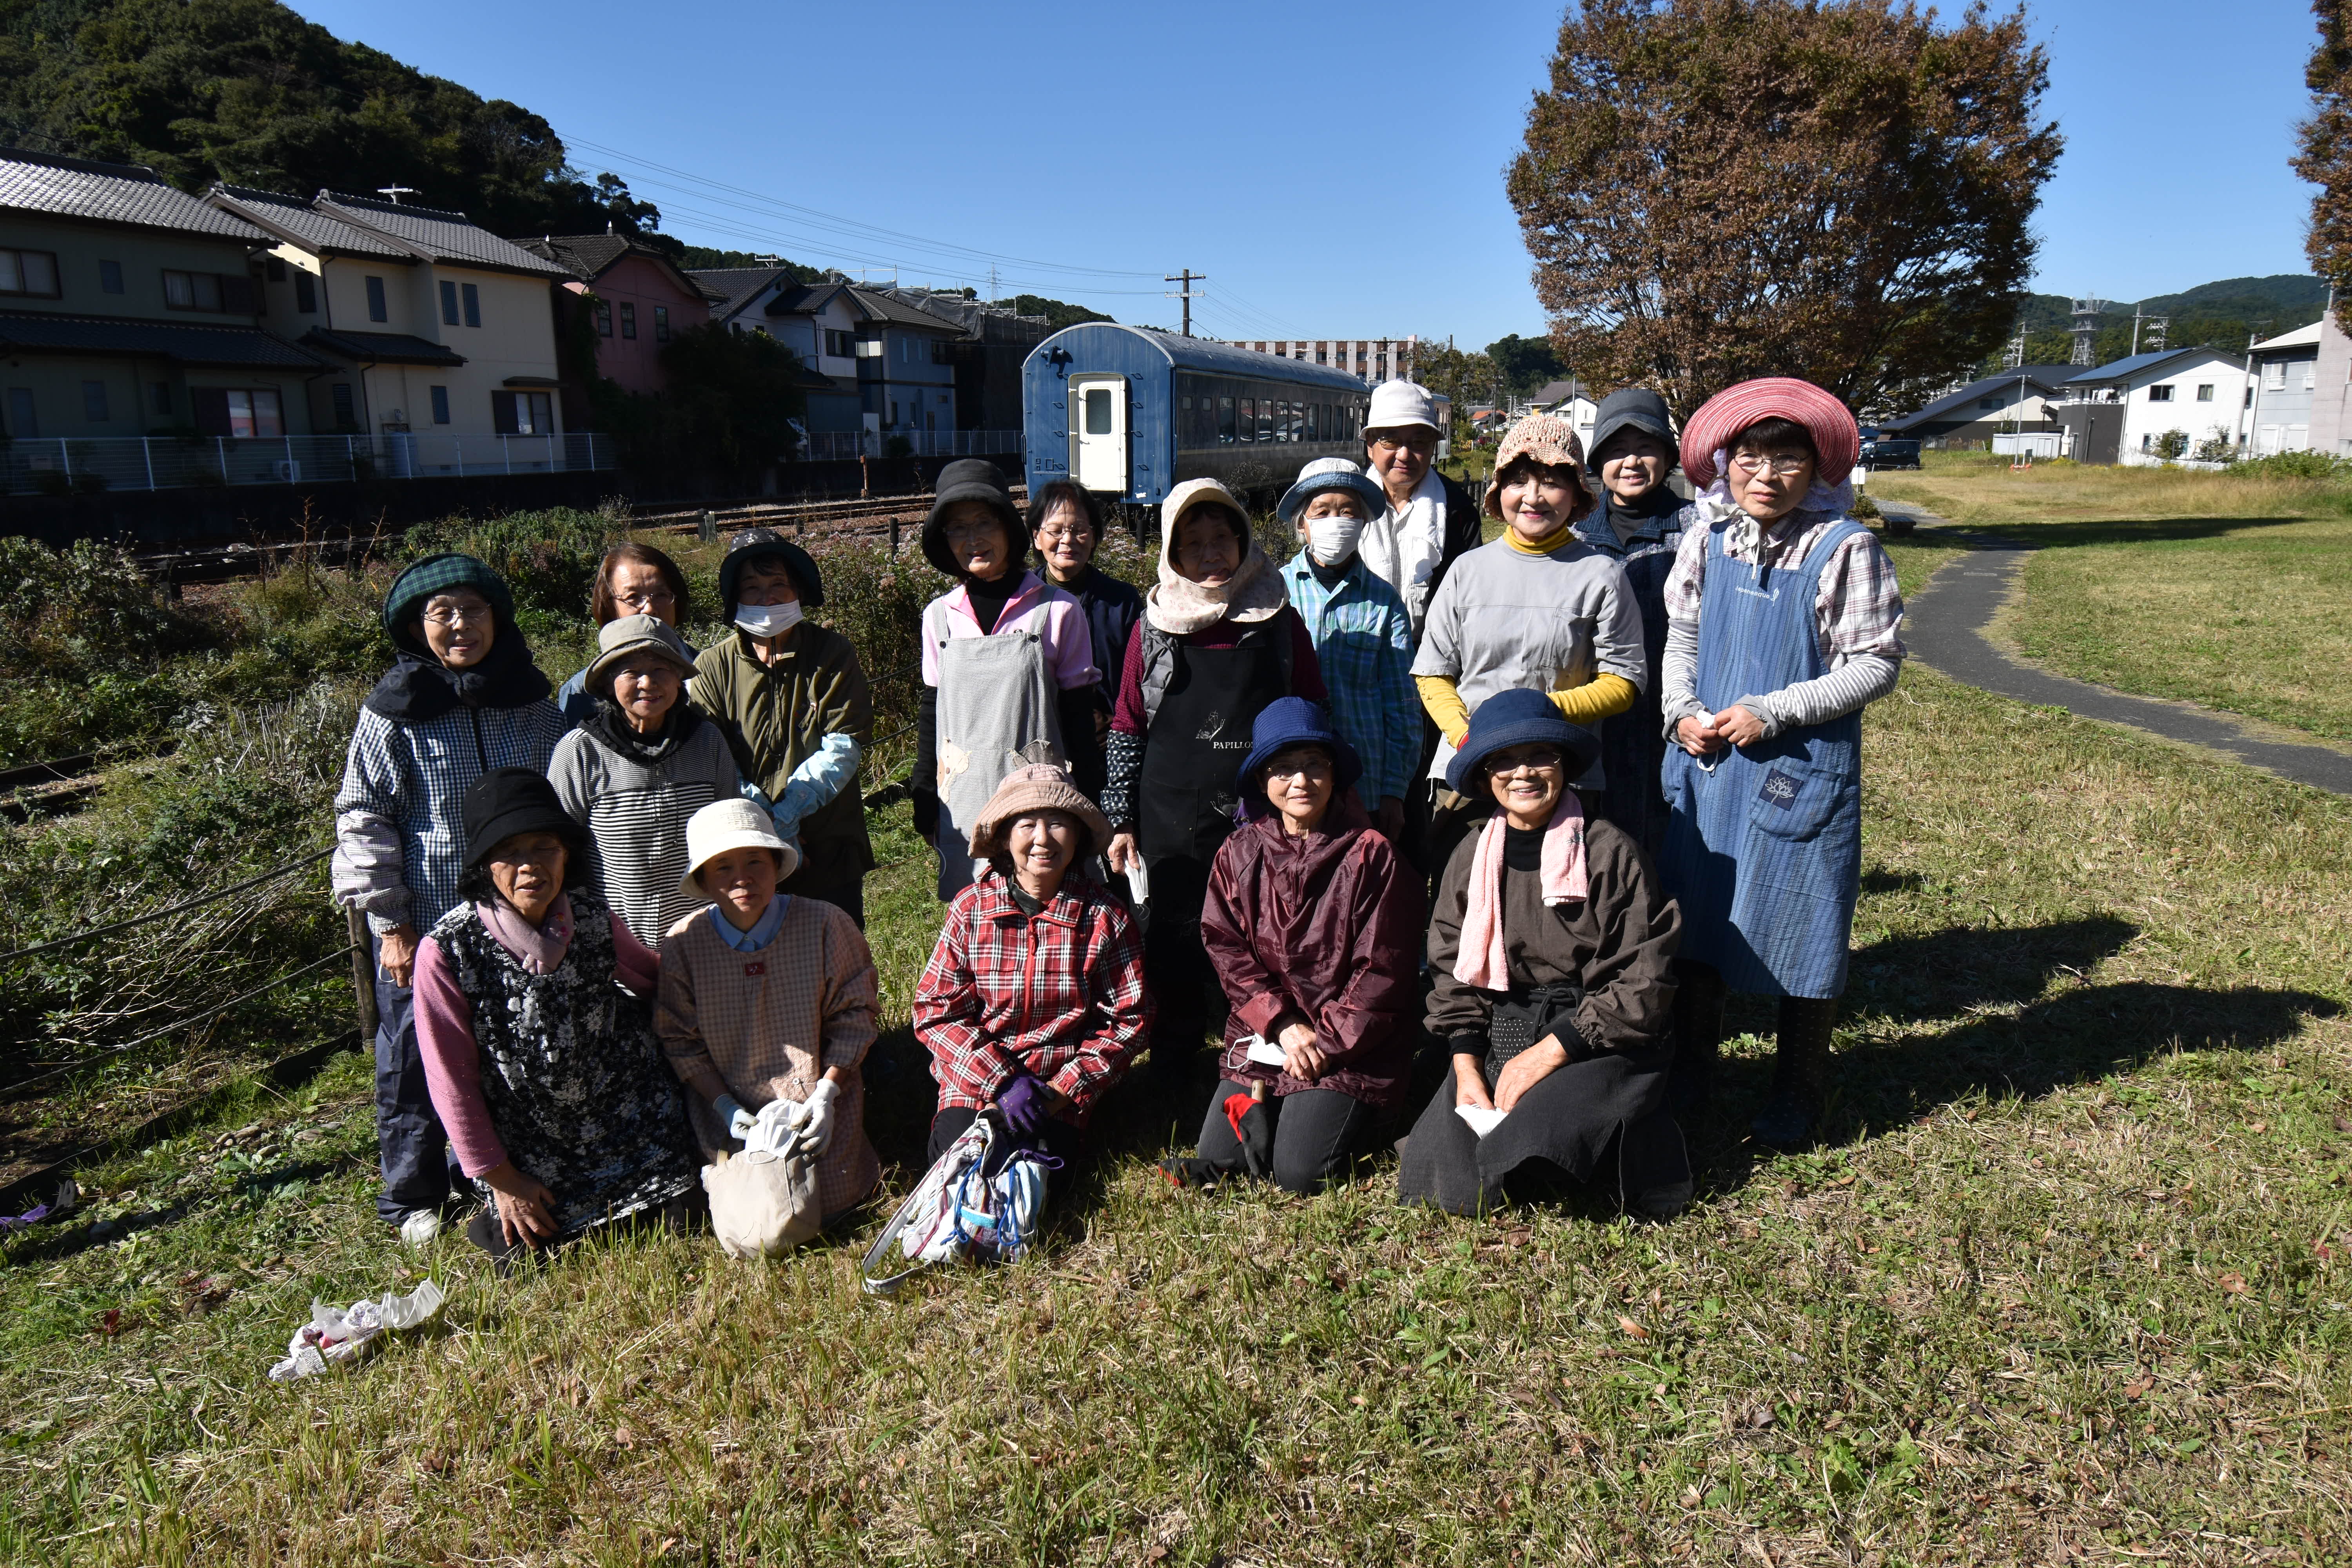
[690,624,874,891]
[1425,815,1680,1054]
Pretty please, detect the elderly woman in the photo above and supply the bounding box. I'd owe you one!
[1413,412,1647,873]
[1029,480,1142,798]
[657,799,881,1224]
[915,764,1152,1176]
[1398,690,1687,1219]
[912,460,1099,898]
[691,529,874,927]
[1276,459,1418,845]
[555,543,693,724]
[1104,479,1326,1066]
[413,769,701,1269]
[549,614,742,944]
[333,554,568,1245]
[1573,389,1697,858]
[1659,379,1905,1146]
[1162,699,1423,1194]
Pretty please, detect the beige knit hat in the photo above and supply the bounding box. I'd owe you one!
[1483,411,1591,519]
[677,798,801,908]
[586,613,697,696]
[966,763,1113,862]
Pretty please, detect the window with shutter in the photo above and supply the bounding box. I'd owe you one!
[462,283,480,328]
[441,281,460,326]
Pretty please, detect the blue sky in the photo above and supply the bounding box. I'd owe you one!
[284,0,2325,348]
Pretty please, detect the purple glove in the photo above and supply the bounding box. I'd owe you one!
[995,1072,1053,1140]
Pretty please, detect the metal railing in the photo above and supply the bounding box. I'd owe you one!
[0,431,616,495]
[801,429,1025,462]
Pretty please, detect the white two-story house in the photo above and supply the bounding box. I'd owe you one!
[2053,347,2250,465]
[209,185,577,472]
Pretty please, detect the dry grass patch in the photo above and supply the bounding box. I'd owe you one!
[1869,458,2346,529]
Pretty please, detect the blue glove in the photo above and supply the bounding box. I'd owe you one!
[995,1072,1053,1140]
[773,733,862,841]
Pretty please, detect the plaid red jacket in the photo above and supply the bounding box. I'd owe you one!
[914,869,1153,1116]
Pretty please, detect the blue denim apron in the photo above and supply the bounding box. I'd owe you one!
[1660,517,1866,1000]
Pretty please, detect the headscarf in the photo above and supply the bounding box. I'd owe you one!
[365,554,551,723]
[1144,478,1287,636]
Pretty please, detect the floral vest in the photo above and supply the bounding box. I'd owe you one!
[430,891,698,1235]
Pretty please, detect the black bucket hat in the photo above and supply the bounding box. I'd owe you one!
[461,767,590,874]
[718,528,824,619]
[922,459,1022,578]
[1588,388,1678,469]
[1444,688,1604,796]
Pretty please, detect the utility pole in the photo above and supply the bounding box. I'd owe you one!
[987,265,999,306]
[1164,270,1204,336]
[2129,304,2169,356]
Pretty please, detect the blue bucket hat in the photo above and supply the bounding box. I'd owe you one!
[1276,457,1389,526]
[1444,687,1602,795]
[1233,696,1361,800]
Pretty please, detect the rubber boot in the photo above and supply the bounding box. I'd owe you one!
[1668,962,1726,1116]
[1751,996,1837,1149]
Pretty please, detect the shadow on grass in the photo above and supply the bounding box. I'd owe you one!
[1684,916,2339,1200]
[1964,515,2328,550]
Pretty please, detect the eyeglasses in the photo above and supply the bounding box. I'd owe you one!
[613,587,676,612]
[1486,751,1563,776]
[944,522,1002,543]
[1261,757,1334,782]
[421,604,491,628]
[1371,432,1437,455]
[1036,526,1093,544]
[1730,452,1811,478]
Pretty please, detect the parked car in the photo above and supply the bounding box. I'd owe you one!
[1860,436,1920,470]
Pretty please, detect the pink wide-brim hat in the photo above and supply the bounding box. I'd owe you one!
[1679,377,1860,490]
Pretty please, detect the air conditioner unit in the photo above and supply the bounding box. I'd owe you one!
[274,460,301,482]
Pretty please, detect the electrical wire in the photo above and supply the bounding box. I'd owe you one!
[0,847,331,968]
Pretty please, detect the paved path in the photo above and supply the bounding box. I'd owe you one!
[1889,506,2352,798]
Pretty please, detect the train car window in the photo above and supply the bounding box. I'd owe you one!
[1305,403,1319,443]
[1083,387,1114,435]
[1218,396,1236,443]
[1256,399,1273,444]
[1238,398,1254,443]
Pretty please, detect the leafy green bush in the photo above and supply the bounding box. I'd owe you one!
[0,538,215,679]
[399,505,627,621]
[2224,449,2352,481]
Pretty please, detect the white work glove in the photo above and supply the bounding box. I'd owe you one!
[800,1078,842,1155]
[713,1093,758,1143]
[747,1096,813,1158]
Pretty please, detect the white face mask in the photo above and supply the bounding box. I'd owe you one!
[735,601,803,637]
[1305,513,1365,566]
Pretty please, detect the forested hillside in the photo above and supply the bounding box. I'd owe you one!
[2003,274,2327,365]
[0,0,653,236]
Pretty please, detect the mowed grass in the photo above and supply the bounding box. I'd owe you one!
[2,543,2350,1564]
[1869,452,2351,529]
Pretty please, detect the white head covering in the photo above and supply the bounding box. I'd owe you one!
[1366,379,1440,432]
[677,798,800,907]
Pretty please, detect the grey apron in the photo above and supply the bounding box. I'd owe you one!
[933,632,1063,899]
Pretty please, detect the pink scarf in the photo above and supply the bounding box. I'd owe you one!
[1452,797,1588,991]
[476,892,575,975]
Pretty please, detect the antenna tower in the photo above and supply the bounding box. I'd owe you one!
[2069,297,2107,366]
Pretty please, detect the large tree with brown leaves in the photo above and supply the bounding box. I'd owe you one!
[1507,0,2061,422]
[2294,1,2352,287]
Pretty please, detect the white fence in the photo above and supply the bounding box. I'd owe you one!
[802,429,1025,462]
[0,432,616,495]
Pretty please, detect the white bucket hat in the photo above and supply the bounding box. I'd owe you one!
[677,798,800,908]
[1366,380,1440,434]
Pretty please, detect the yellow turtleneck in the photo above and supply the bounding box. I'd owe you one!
[1504,523,1575,557]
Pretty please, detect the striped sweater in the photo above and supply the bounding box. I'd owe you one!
[548,719,741,945]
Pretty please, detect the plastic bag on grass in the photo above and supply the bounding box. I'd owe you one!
[267,1278,445,1382]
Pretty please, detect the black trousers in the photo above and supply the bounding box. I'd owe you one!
[1140,853,1222,1058]
[1194,1080,1380,1196]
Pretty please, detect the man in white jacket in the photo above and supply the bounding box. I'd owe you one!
[1357,380,1486,638]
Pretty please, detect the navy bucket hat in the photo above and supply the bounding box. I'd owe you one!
[1233,696,1362,799]
[1445,687,1602,795]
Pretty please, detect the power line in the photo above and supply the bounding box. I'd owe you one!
[561,133,1163,283]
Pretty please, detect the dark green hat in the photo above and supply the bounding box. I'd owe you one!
[382,554,516,654]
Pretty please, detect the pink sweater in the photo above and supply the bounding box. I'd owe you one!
[413,909,661,1177]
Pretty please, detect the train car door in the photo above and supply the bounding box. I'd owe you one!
[1069,374,1128,493]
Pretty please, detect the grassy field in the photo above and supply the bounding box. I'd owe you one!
[1871,456,2352,746]
[1,531,2349,1564]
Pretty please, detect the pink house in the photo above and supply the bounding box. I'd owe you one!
[515,235,714,417]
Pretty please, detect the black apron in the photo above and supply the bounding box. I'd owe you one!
[1137,628,1286,864]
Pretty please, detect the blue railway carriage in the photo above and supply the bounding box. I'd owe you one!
[1023,324,1372,516]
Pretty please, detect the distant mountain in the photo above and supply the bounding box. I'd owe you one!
[675,246,823,283]
[2000,275,2326,369]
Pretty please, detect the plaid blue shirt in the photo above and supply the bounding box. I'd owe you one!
[1280,552,1419,804]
